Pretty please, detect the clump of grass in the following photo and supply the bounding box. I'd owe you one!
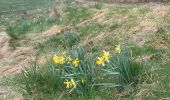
[62,6,92,24]
[109,23,120,31]
[30,17,61,33]
[76,23,108,37]
[108,6,135,15]
[90,3,103,10]
[20,61,64,98]
[131,45,159,56]
[156,27,170,43]
[35,31,80,52]
[138,7,152,15]
[5,16,61,40]
[5,20,31,39]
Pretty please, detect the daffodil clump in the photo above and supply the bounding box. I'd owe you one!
[21,44,145,98]
[52,51,80,67]
[52,47,96,95]
[51,45,124,95]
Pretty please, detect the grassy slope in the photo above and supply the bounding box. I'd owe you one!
[0,0,55,14]
[0,1,170,100]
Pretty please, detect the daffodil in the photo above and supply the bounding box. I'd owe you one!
[53,56,66,64]
[64,79,70,88]
[102,51,110,62]
[64,79,77,88]
[96,51,110,66]
[59,57,65,64]
[96,57,104,66]
[70,79,77,88]
[114,45,121,54]
[72,59,80,67]
[53,56,60,64]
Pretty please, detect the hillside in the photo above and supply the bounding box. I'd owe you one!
[0,1,170,100]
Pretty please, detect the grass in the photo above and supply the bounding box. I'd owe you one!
[61,6,92,25]
[0,0,60,40]
[35,31,80,53]
[0,0,55,14]
[1,1,170,100]
[76,23,109,37]
[5,16,61,39]
[5,20,31,39]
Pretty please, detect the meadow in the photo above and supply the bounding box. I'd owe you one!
[0,0,170,100]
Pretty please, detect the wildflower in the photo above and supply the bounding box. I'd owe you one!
[70,79,77,88]
[96,51,110,66]
[102,51,110,62]
[53,56,66,64]
[64,79,70,88]
[59,57,65,64]
[72,59,80,67]
[64,79,77,88]
[114,44,121,54]
[96,57,105,66]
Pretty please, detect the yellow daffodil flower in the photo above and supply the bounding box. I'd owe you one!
[102,51,110,62]
[72,59,80,67]
[64,79,70,88]
[53,56,66,64]
[114,45,121,54]
[96,51,110,66]
[59,57,65,64]
[70,79,77,88]
[64,79,77,88]
[96,57,103,65]
[53,56,60,64]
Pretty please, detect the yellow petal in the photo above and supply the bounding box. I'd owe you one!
[72,59,79,67]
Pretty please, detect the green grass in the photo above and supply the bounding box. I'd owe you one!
[131,45,159,56]
[61,6,92,25]
[5,20,31,39]
[1,0,60,40]
[0,0,55,14]
[76,23,109,37]
[5,16,61,39]
[35,31,80,53]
